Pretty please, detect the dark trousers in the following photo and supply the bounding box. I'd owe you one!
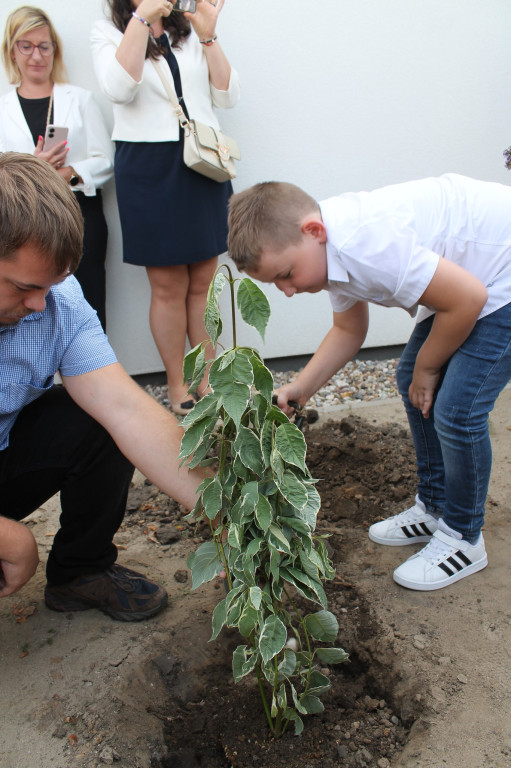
[74,191,108,331]
[0,387,134,585]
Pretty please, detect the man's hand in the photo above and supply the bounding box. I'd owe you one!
[0,518,39,598]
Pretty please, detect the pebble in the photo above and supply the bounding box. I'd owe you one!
[145,358,400,411]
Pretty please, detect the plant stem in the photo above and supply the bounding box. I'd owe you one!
[222,263,237,348]
[255,666,275,733]
[282,586,315,734]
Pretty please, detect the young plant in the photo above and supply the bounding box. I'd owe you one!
[181,266,348,737]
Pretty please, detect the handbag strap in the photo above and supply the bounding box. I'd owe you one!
[152,55,230,151]
[152,56,192,130]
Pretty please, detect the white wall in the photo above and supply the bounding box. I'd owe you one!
[1,1,510,371]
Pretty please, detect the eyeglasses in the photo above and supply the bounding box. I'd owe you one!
[15,40,56,57]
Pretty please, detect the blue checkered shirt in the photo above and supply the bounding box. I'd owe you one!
[0,276,117,450]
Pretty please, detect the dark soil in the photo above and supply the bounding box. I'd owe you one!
[127,414,423,768]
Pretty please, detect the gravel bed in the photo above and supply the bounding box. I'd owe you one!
[271,358,399,408]
[145,358,400,411]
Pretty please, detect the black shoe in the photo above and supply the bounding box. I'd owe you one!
[44,564,168,622]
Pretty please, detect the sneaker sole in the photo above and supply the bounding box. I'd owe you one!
[368,530,433,546]
[393,555,488,591]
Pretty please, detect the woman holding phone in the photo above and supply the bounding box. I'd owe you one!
[91,0,240,414]
[0,6,113,329]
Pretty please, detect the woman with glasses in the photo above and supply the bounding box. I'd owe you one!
[0,6,113,329]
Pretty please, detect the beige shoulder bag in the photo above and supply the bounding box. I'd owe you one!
[152,56,240,183]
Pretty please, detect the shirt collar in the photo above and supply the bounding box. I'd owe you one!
[0,311,43,333]
[325,239,349,284]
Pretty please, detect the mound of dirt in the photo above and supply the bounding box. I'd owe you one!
[146,414,418,768]
[1,392,510,768]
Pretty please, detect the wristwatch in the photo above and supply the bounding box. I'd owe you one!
[69,168,81,187]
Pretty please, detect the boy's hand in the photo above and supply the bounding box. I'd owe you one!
[274,384,307,416]
[409,368,441,418]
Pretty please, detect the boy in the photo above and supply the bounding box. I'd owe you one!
[227,174,511,591]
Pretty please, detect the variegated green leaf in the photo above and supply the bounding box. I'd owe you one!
[205,271,226,345]
[187,540,222,589]
[237,278,270,341]
[315,647,349,665]
[277,470,308,510]
[180,393,217,427]
[306,670,331,696]
[304,610,339,642]
[202,475,223,520]
[268,523,291,554]
[259,614,287,664]
[299,694,324,714]
[255,494,272,533]
[232,644,257,682]
[251,354,274,402]
[238,604,259,637]
[210,598,227,641]
[227,522,244,549]
[275,423,307,472]
[249,585,263,610]
[233,425,264,475]
[183,342,204,383]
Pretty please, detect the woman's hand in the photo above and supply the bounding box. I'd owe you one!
[34,135,68,170]
[408,365,441,419]
[56,166,75,184]
[185,0,224,41]
[136,0,174,26]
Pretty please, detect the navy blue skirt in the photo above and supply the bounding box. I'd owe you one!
[114,137,232,267]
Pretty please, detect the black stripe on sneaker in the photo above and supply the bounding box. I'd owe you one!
[402,523,432,539]
[446,556,465,572]
[455,551,471,566]
[438,550,472,576]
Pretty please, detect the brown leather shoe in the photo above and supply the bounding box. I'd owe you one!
[44,564,168,622]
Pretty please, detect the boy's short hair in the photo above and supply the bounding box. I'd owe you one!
[228,181,320,271]
[1,5,67,85]
[0,153,83,275]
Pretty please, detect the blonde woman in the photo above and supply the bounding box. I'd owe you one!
[0,6,113,328]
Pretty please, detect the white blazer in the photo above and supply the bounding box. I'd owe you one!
[0,82,114,196]
[90,19,240,143]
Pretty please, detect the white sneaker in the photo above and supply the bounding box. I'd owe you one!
[368,495,439,546]
[393,519,488,591]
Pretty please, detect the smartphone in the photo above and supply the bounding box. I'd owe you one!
[173,0,196,12]
[43,124,68,151]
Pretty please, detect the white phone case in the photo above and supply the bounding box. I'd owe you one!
[43,124,68,151]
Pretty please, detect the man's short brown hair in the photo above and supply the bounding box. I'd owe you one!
[0,153,83,275]
[227,181,320,271]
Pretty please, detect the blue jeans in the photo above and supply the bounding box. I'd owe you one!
[396,303,511,543]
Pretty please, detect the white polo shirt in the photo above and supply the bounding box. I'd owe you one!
[320,174,511,321]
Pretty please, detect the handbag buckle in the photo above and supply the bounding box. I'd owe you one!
[217,143,230,162]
